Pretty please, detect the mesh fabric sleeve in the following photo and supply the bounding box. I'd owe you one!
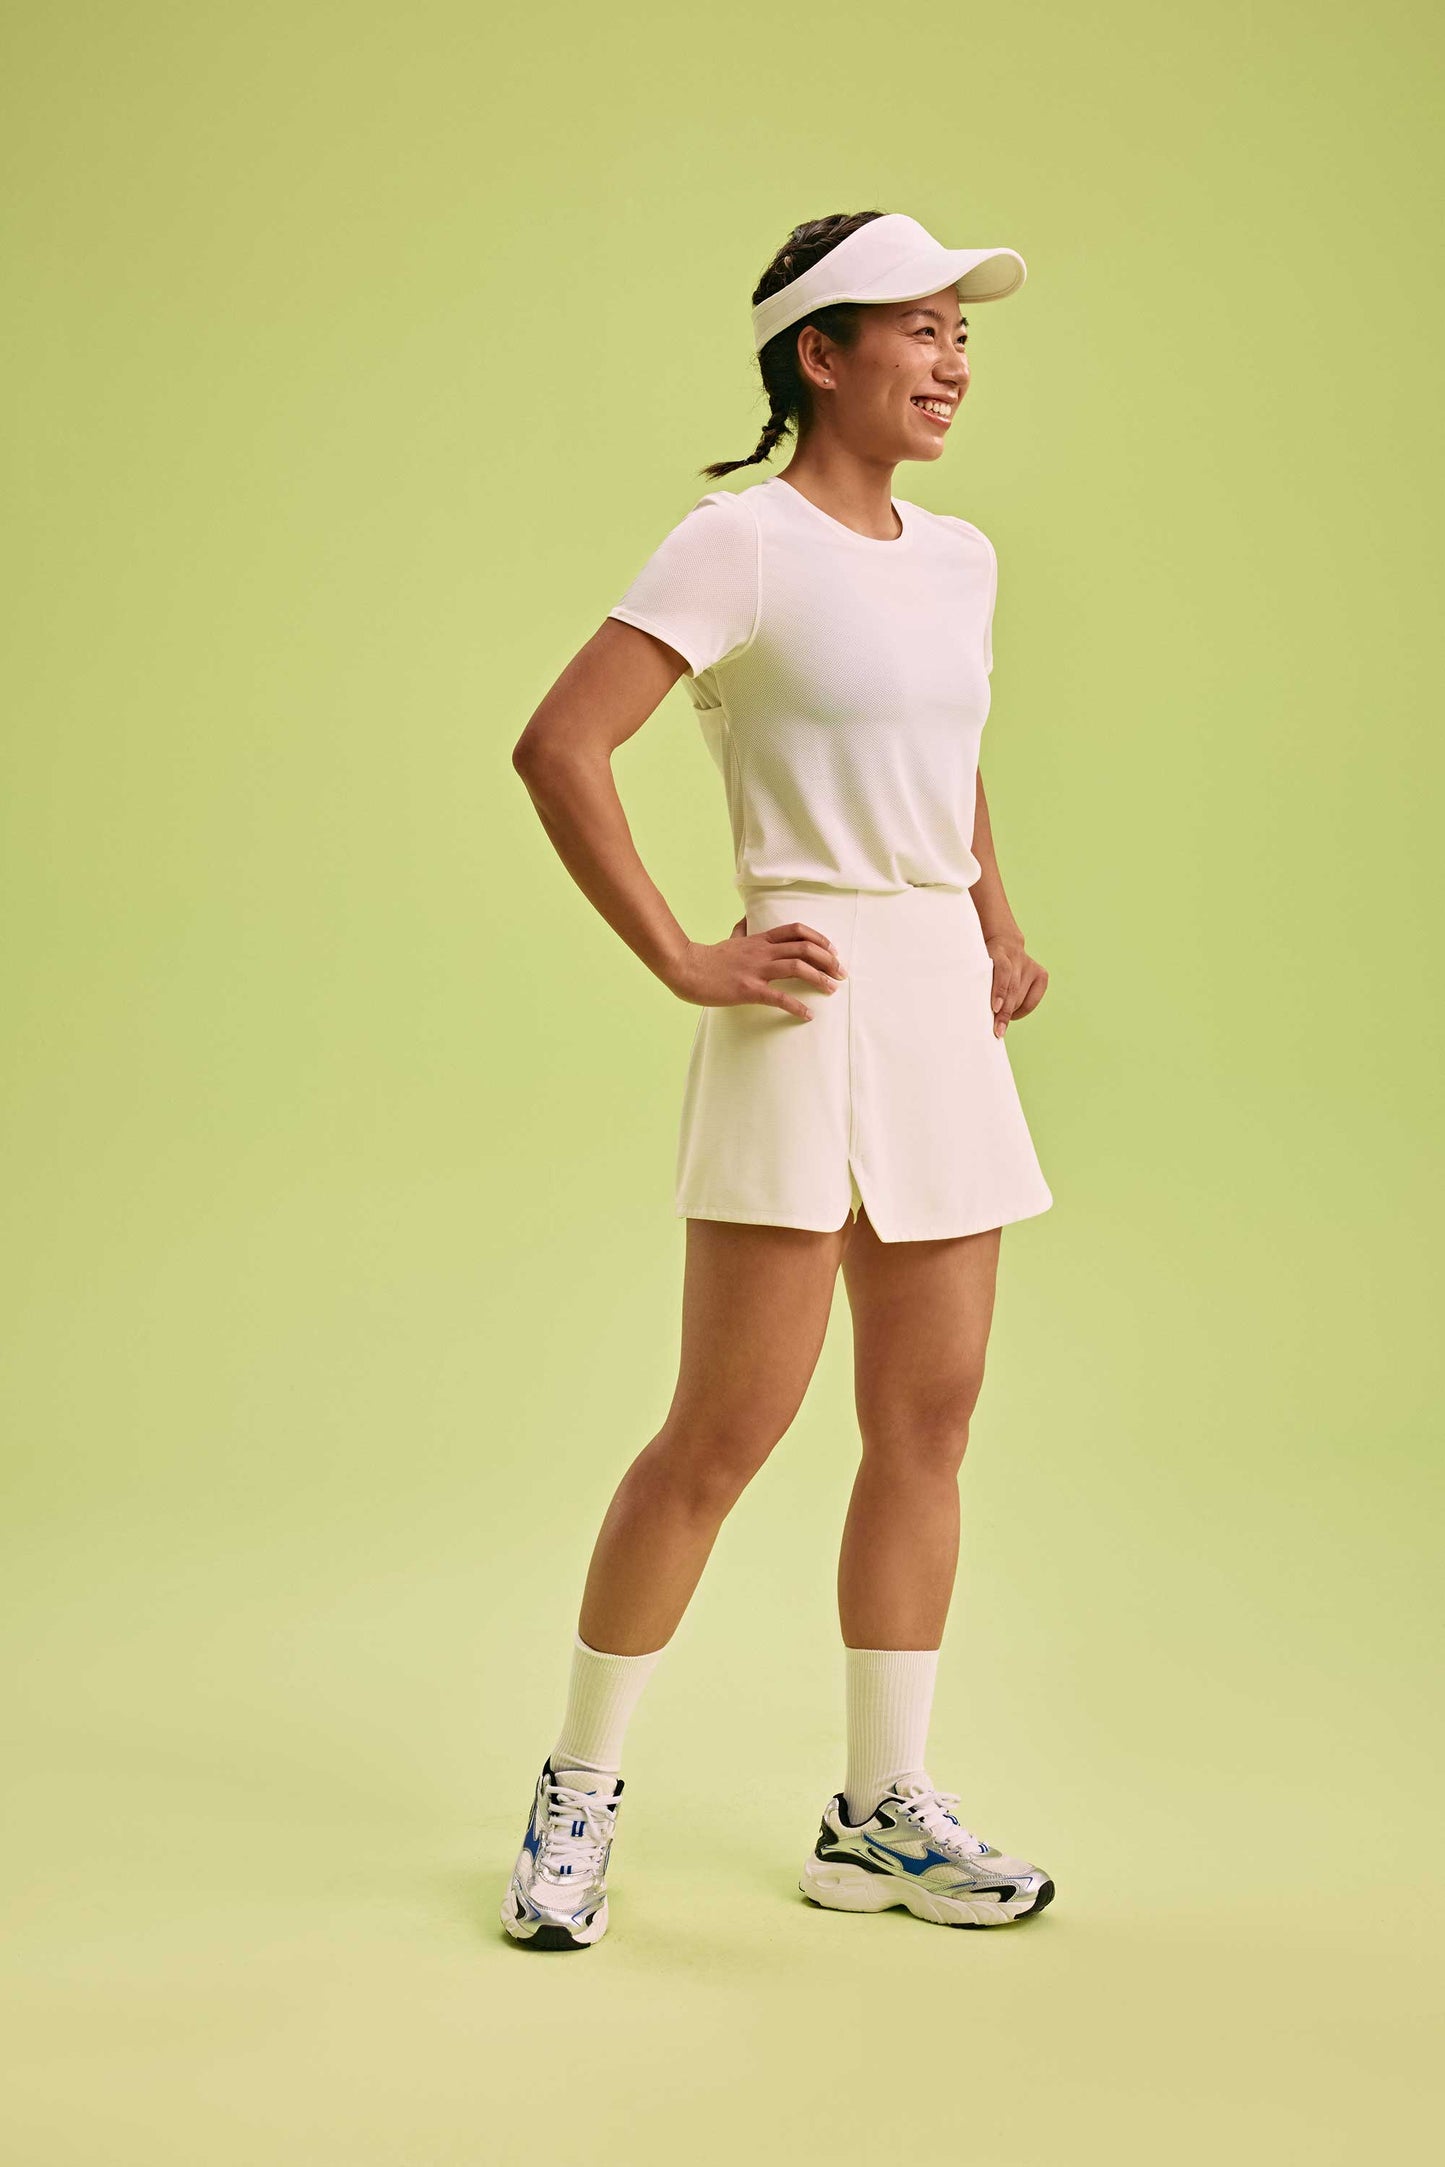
[981,528,998,676]
[606,490,761,678]
[942,513,999,677]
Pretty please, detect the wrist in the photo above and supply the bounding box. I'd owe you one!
[653,935,699,999]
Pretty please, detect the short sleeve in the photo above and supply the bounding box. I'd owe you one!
[981,530,998,676]
[606,490,760,677]
[941,513,998,677]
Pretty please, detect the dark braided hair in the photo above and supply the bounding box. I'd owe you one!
[700,210,889,480]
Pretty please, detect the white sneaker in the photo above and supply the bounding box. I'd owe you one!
[800,1774,1055,1928]
[501,1759,623,1950]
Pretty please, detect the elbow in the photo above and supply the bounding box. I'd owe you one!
[512,729,582,805]
[511,726,552,783]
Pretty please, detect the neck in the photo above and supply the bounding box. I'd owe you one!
[775,444,902,541]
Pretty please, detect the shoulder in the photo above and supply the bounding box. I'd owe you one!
[697,486,767,545]
[914,504,996,566]
[608,484,762,677]
[620,487,760,579]
[643,485,762,560]
[682,486,762,527]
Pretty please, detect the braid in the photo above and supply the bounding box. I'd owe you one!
[701,210,889,481]
[706,390,792,480]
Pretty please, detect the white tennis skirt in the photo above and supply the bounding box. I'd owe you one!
[674,881,1054,1242]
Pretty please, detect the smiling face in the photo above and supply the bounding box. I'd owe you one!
[794,286,970,463]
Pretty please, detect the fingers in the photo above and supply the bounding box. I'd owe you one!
[760,988,816,1021]
[989,956,1008,1034]
[743,949,842,1019]
[765,922,845,972]
[761,934,847,981]
[752,924,845,1021]
[991,957,1048,1034]
[762,959,841,994]
[764,921,833,943]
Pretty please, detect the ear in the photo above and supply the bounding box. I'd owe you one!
[793,323,836,392]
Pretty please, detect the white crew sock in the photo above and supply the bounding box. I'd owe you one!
[842,1646,941,1824]
[551,1630,664,1779]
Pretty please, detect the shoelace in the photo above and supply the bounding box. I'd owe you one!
[535,1781,616,1881]
[892,1783,989,1857]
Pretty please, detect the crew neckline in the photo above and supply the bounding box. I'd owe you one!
[766,474,913,547]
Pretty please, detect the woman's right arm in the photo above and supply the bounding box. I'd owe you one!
[511,617,843,1021]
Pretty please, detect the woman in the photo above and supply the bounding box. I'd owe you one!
[505,209,1056,1950]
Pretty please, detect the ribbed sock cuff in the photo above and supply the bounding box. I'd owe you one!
[552,1630,664,1774]
[842,1645,941,1823]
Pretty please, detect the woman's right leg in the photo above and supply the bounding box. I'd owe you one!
[576,1210,854,1655]
[503,1209,853,1947]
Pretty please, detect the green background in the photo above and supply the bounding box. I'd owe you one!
[4,2,1441,2159]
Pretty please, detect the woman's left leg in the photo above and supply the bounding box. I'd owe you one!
[832,1210,999,1818]
[837,1210,1000,1652]
[799,1210,1055,1924]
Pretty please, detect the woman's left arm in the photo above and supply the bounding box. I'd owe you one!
[970,767,1049,1037]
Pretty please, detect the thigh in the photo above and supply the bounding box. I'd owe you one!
[666,1214,853,1448]
[841,1210,1002,1442]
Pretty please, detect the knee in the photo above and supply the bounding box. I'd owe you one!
[863,1424,971,1483]
[634,1422,780,1521]
[857,1382,981,1482]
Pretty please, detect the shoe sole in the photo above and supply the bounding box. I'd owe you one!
[500,1887,608,1950]
[799,1854,1054,1927]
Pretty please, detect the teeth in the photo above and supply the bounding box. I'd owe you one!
[913,398,953,419]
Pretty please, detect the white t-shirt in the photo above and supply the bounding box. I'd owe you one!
[606,473,999,895]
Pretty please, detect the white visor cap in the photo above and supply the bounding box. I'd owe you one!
[751,212,1026,355]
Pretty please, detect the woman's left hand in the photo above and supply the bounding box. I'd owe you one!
[985,938,1048,1037]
